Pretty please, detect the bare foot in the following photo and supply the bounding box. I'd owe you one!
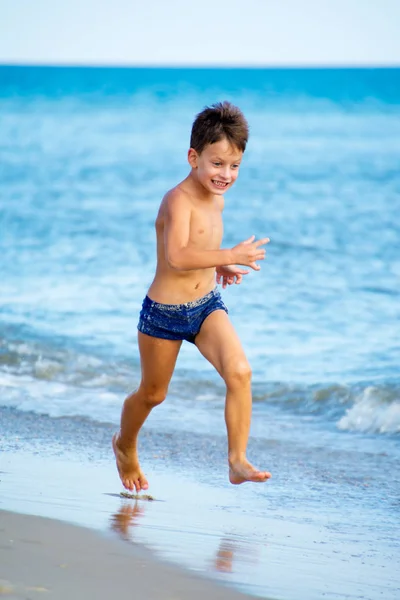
[229,457,271,485]
[112,433,149,492]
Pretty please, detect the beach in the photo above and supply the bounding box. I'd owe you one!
[1,65,399,599]
[2,405,399,600]
[0,510,254,600]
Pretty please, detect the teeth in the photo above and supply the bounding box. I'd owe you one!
[212,180,228,187]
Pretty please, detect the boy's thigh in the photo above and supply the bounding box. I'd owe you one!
[138,332,182,388]
[194,309,248,376]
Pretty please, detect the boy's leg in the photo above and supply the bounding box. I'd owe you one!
[195,310,271,484]
[113,332,182,492]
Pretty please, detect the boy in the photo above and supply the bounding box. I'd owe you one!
[113,101,271,492]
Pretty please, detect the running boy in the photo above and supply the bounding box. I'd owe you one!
[113,101,271,492]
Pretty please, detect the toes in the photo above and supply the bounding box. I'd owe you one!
[254,471,269,482]
[140,476,149,491]
[124,478,134,491]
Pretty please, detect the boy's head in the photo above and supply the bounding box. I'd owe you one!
[188,102,248,195]
[190,101,249,155]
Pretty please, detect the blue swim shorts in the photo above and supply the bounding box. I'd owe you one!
[137,287,228,344]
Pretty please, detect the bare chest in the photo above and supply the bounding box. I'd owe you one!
[189,206,223,249]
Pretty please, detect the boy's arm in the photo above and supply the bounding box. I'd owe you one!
[164,192,233,271]
[165,191,269,272]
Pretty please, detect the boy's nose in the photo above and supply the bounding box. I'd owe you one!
[221,167,230,180]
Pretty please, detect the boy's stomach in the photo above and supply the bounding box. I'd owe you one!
[147,267,217,304]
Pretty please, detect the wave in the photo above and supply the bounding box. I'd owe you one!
[337,386,400,435]
[252,381,400,435]
[1,332,399,435]
[0,329,136,389]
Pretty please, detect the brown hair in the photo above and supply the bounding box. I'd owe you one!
[190,101,249,154]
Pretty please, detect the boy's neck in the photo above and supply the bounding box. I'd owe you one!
[183,171,217,202]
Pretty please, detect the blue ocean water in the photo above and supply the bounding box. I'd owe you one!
[1,67,400,599]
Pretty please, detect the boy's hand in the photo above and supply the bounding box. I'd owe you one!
[231,235,270,270]
[216,265,250,288]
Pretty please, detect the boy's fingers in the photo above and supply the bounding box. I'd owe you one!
[243,235,255,245]
[255,238,270,248]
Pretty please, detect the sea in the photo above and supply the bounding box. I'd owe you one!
[1,66,399,600]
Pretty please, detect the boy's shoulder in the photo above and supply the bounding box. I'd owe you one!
[163,182,224,209]
[160,182,224,216]
[162,183,193,209]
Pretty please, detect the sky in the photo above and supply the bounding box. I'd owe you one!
[1,0,400,67]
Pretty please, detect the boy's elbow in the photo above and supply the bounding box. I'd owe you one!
[166,251,184,271]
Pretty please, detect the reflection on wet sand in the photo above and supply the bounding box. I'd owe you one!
[214,537,236,573]
[110,501,145,540]
[214,536,260,573]
[111,502,260,577]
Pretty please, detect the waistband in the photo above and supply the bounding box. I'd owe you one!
[145,287,219,310]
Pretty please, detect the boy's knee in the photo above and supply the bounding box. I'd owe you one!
[143,385,168,407]
[224,361,252,389]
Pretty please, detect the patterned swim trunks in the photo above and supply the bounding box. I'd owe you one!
[137,287,228,344]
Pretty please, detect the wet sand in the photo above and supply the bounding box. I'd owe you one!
[0,510,254,600]
[1,408,399,600]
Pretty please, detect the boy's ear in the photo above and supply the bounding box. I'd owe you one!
[188,148,198,168]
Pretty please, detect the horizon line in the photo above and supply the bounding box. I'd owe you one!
[1,61,400,70]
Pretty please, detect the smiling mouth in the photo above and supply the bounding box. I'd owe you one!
[212,180,229,188]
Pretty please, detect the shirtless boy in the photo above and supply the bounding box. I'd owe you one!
[113,101,271,492]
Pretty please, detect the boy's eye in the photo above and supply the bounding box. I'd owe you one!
[213,162,221,166]
[232,164,240,169]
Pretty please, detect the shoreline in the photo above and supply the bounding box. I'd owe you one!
[1,438,266,600]
[2,410,399,600]
[0,509,254,600]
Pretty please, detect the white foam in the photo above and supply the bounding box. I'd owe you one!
[0,372,121,423]
[337,386,400,434]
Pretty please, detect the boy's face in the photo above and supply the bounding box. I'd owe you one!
[188,137,243,196]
